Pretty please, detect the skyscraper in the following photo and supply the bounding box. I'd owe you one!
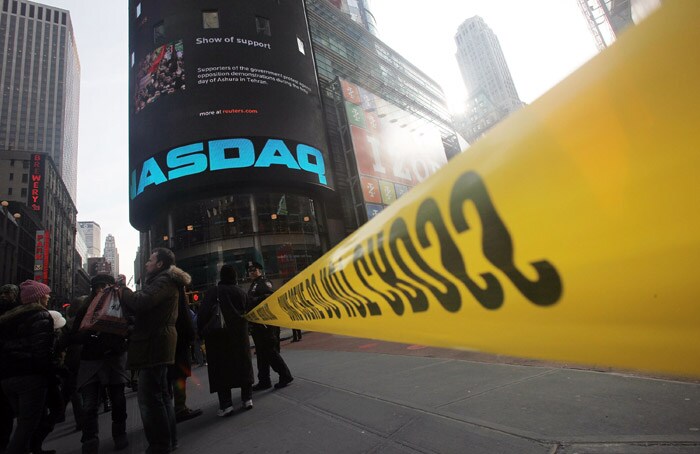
[103,233,119,278]
[78,221,101,258]
[0,0,81,202]
[455,16,523,143]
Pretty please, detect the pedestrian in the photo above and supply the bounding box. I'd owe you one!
[291,329,302,343]
[0,280,56,454]
[119,248,191,453]
[247,262,293,390]
[60,296,86,433]
[169,289,202,423]
[190,305,207,367]
[198,265,254,416]
[0,284,20,452]
[69,274,129,453]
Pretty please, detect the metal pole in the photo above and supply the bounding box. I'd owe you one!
[11,213,21,283]
[1,202,8,283]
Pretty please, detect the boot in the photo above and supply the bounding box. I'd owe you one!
[81,437,99,454]
[112,422,128,450]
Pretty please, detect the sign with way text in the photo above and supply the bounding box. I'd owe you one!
[338,79,448,221]
[128,0,332,229]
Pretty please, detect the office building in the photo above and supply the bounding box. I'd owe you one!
[0,0,81,202]
[0,151,76,302]
[103,233,119,278]
[78,221,101,258]
[455,16,523,143]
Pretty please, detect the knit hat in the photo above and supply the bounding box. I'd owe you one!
[48,310,66,329]
[19,280,51,305]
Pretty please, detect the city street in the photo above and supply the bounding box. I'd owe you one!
[45,331,700,453]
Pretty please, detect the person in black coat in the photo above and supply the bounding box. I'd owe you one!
[246,262,293,390]
[169,286,202,423]
[69,274,130,453]
[197,265,254,416]
[0,284,20,452]
[0,280,55,454]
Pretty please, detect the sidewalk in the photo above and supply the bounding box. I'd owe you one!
[45,334,700,453]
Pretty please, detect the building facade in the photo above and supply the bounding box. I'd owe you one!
[0,0,81,202]
[129,0,460,290]
[455,16,523,144]
[74,223,87,271]
[0,151,76,303]
[103,233,119,278]
[78,221,101,258]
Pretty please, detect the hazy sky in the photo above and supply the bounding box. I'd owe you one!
[41,0,598,284]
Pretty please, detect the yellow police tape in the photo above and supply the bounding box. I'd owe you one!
[247,1,700,378]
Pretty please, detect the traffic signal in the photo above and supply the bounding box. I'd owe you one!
[186,291,202,305]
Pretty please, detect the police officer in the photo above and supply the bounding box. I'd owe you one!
[247,262,293,390]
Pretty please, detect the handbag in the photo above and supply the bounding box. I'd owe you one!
[201,287,225,338]
[79,286,129,336]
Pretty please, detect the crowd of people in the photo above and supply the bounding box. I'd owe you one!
[134,43,186,113]
[0,248,296,454]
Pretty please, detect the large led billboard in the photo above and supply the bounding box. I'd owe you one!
[338,79,448,221]
[129,0,331,229]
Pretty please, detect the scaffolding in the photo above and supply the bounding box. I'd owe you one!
[577,0,633,50]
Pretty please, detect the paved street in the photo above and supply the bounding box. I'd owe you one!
[45,332,700,453]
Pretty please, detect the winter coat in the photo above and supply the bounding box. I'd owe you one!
[168,288,195,380]
[121,265,191,370]
[198,282,253,392]
[0,303,55,379]
[70,292,129,361]
[248,276,274,310]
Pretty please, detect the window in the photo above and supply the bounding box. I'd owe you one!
[21,174,27,183]
[7,188,12,195]
[22,161,29,169]
[255,16,271,36]
[9,173,13,180]
[202,10,219,29]
[21,187,26,197]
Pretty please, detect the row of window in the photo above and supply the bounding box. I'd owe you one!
[5,187,27,197]
[1,0,67,25]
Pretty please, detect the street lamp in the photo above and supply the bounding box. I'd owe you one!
[11,213,21,283]
[1,201,9,283]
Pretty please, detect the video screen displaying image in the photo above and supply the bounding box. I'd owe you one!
[339,78,448,217]
[135,40,185,113]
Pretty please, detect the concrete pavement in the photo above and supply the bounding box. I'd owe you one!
[45,333,700,453]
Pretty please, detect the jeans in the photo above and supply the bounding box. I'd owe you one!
[138,366,176,454]
[1,375,47,454]
[80,382,127,443]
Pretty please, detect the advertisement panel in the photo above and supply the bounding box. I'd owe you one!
[339,79,447,219]
[33,230,50,284]
[28,153,45,213]
[129,0,331,229]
